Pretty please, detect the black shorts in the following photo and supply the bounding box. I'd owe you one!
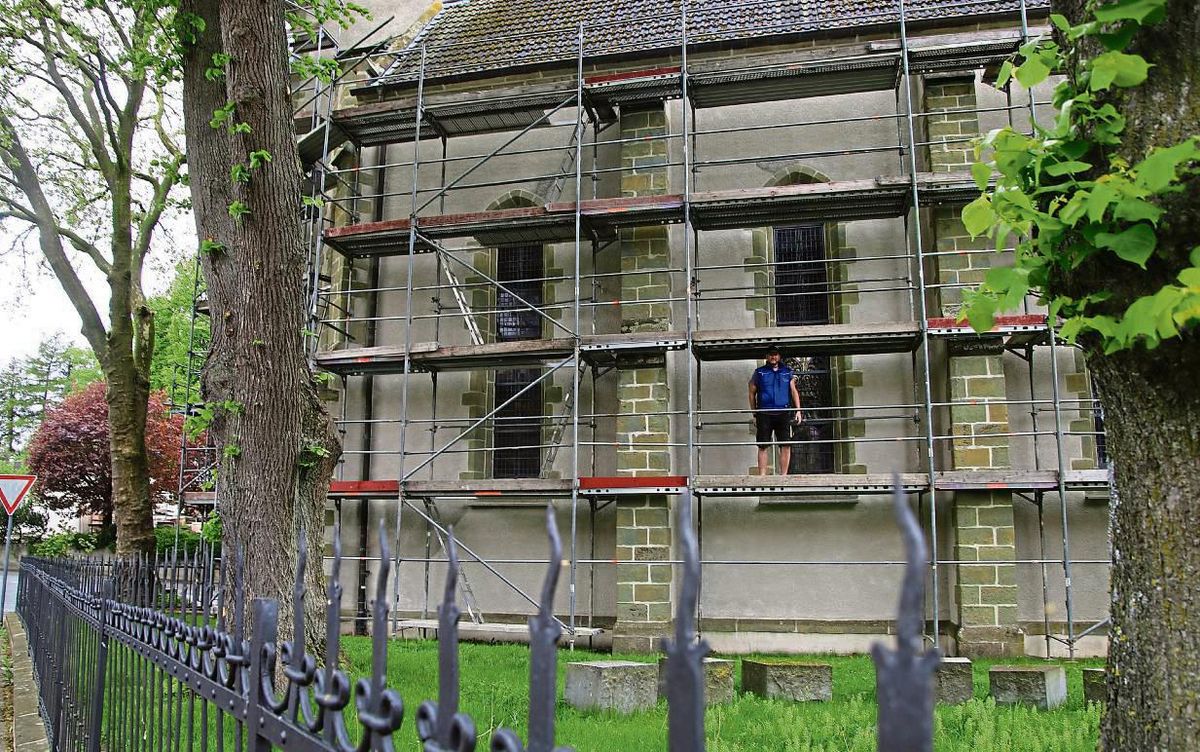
[755,411,793,448]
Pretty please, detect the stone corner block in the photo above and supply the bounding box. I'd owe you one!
[656,657,735,705]
[1082,667,1105,704]
[988,665,1067,709]
[934,657,974,704]
[564,661,658,714]
[742,659,833,702]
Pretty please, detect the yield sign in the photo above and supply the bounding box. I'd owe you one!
[0,475,35,515]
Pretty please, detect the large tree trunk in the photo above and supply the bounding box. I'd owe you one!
[180,0,339,645]
[1049,1,1200,748]
[1090,343,1200,751]
[106,159,156,557]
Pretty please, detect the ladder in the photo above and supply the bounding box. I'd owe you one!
[423,499,483,624]
[541,362,584,474]
[547,124,582,202]
[441,263,485,346]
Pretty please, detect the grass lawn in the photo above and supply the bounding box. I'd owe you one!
[340,638,1102,752]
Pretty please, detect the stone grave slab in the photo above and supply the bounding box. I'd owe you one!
[656,657,735,704]
[988,665,1067,709]
[935,657,974,704]
[742,660,832,702]
[564,660,657,713]
[1083,667,1105,704]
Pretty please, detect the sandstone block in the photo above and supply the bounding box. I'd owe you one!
[988,665,1067,709]
[564,661,657,713]
[1083,667,1105,704]
[742,660,832,702]
[656,657,735,705]
[935,657,974,704]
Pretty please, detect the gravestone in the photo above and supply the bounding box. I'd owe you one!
[935,657,974,704]
[988,665,1067,709]
[742,660,833,702]
[656,657,735,704]
[1082,667,1105,704]
[564,661,658,713]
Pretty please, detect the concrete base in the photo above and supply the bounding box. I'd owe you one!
[1083,667,1105,704]
[988,665,1067,709]
[564,661,658,714]
[935,657,974,704]
[656,657,734,705]
[742,660,833,702]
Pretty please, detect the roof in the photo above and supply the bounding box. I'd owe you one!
[380,0,1048,84]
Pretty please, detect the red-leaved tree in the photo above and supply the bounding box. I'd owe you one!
[26,383,183,541]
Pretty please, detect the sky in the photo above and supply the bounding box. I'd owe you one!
[0,228,185,366]
[0,251,99,363]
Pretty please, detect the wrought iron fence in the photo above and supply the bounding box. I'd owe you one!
[16,483,939,752]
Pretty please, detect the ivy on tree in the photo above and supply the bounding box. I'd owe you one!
[961,0,1200,352]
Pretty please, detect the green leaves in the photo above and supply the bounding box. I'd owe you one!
[1092,0,1167,25]
[204,52,231,81]
[1096,224,1157,267]
[1089,51,1151,90]
[248,149,272,169]
[227,200,250,220]
[209,101,235,130]
[1132,138,1200,192]
[962,0,1192,352]
[961,195,993,237]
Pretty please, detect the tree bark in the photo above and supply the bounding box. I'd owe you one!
[180,0,339,645]
[1048,1,1200,748]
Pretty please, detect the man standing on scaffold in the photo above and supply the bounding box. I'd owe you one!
[748,346,803,476]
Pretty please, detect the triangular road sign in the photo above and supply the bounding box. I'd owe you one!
[0,475,36,516]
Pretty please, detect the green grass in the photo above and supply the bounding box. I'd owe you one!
[338,638,1103,752]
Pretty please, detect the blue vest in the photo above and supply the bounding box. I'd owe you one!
[753,364,793,410]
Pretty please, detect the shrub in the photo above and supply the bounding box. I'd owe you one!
[29,532,96,558]
[154,525,203,556]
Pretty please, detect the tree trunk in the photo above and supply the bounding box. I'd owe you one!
[1089,341,1200,751]
[180,0,339,646]
[1048,1,1200,748]
[105,356,154,556]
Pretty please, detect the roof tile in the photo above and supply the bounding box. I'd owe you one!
[382,0,1048,83]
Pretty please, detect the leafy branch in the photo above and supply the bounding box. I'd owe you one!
[961,0,1200,353]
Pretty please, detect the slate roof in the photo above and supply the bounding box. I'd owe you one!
[380,0,1048,84]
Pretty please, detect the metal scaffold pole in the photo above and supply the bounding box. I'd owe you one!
[393,44,428,632]
[569,22,586,638]
[897,0,943,650]
[679,0,701,627]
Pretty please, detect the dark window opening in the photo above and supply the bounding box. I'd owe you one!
[496,245,543,342]
[494,245,543,478]
[775,225,830,326]
[787,355,836,474]
[494,367,543,478]
[775,226,836,474]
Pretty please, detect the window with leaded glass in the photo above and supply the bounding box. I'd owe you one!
[493,244,543,478]
[774,225,830,326]
[775,225,836,474]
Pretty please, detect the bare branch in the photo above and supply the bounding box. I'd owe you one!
[0,111,108,357]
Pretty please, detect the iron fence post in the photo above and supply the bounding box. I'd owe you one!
[87,581,112,752]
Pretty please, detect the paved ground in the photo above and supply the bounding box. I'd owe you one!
[1,571,17,614]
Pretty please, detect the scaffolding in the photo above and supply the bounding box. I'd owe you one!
[180,0,1111,657]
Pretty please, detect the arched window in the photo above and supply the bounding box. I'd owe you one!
[769,169,837,474]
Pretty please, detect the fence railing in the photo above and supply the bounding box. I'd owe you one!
[16,483,939,752]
